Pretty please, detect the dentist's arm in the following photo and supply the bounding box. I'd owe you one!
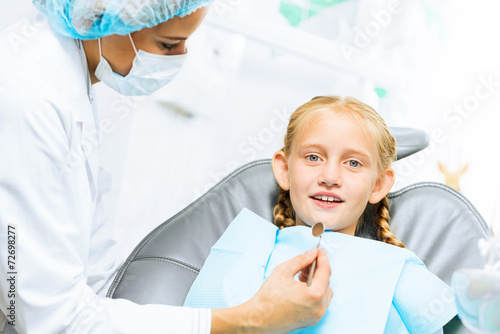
[211,248,333,333]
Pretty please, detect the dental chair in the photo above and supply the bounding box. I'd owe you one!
[107,127,489,333]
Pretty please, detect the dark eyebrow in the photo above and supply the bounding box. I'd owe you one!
[161,36,187,40]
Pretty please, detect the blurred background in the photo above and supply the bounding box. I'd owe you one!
[3,0,500,260]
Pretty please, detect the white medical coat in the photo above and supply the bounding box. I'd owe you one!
[0,14,210,334]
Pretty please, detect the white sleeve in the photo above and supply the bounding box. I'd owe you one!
[0,75,210,334]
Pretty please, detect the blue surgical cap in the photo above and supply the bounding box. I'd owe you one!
[32,0,214,40]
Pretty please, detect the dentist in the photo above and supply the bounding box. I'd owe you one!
[0,0,332,333]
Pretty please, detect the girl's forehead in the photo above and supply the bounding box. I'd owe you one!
[295,108,373,143]
[289,109,379,165]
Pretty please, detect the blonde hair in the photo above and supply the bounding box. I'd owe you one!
[273,96,405,248]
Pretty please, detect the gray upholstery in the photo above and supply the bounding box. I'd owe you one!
[108,159,279,306]
[108,129,488,333]
[390,127,430,160]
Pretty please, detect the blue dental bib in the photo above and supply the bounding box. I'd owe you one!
[184,209,456,333]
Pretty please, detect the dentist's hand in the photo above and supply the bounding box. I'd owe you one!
[211,248,333,333]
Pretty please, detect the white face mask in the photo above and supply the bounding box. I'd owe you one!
[95,34,186,96]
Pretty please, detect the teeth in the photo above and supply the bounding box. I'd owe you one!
[314,195,341,202]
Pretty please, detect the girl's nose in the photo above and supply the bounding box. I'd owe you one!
[318,163,342,187]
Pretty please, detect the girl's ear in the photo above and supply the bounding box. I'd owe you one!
[369,167,395,204]
[272,150,290,191]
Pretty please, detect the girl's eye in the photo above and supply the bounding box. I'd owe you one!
[307,155,320,162]
[347,160,360,167]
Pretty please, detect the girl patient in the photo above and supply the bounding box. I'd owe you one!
[184,96,457,333]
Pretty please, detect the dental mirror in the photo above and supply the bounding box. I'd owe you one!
[312,222,325,238]
[307,222,325,286]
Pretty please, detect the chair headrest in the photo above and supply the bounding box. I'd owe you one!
[389,127,429,160]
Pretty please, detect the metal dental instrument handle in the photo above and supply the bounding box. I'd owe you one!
[307,222,325,286]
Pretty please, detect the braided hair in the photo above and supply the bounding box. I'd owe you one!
[273,187,295,229]
[272,96,405,248]
[372,198,405,248]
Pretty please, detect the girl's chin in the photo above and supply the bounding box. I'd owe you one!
[296,216,356,234]
[302,221,356,235]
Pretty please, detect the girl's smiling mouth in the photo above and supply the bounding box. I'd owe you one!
[310,192,344,208]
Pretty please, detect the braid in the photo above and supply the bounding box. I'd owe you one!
[373,197,405,248]
[273,187,296,229]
